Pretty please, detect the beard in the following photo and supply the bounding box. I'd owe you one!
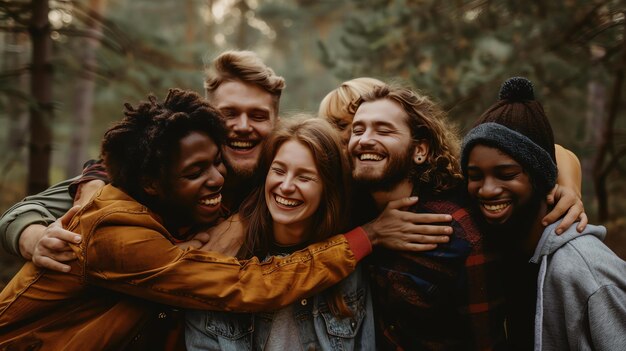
[223,155,257,181]
[352,145,415,192]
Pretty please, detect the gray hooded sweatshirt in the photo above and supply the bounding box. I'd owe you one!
[530,221,626,350]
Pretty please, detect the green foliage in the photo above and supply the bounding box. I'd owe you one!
[319,0,626,221]
[1,0,625,222]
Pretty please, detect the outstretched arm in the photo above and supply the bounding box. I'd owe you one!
[362,196,452,251]
[74,211,371,312]
[179,197,454,255]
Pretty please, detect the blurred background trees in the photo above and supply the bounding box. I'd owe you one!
[320,0,626,225]
[0,0,625,279]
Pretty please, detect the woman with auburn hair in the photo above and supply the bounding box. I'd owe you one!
[186,116,374,350]
[319,77,385,144]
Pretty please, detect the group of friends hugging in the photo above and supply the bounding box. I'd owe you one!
[0,50,624,351]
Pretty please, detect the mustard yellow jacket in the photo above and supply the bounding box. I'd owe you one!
[0,185,370,351]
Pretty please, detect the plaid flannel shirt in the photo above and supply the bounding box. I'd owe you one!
[369,188,507,351]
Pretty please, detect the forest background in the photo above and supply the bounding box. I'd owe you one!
[1,0,625,285]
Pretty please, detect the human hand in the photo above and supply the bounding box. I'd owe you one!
[543,184,588,234]
[199,215,245,256]
[175,232,211,250]
[27,206,82,272]
[361,197,452,252]
[73,180,106,207]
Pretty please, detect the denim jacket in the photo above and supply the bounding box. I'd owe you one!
[185,265,375,350]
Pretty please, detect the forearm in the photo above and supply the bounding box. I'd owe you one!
[83,226,371,313]
[0,177,77,256]
[555,144,582,196]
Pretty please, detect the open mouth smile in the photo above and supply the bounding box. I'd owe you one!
[481,201,511,213]
[227,139,259,151]
[199,194,222,207]
[358,152,385,161]
[274,194,303,208]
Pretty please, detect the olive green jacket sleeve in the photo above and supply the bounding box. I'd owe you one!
[0,177,77,257]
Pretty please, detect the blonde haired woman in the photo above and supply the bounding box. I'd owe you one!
[319,77,384,144]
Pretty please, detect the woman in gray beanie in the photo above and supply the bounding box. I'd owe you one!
[462,77,626,350]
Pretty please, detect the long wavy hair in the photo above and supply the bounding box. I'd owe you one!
[238,116,353,316]
[359,85,463,194]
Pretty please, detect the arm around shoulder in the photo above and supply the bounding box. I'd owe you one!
[78,211,369,313]
[0,176,78,256]
[555,144,582,196]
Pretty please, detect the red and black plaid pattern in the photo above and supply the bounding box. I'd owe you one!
[370,190,507,351]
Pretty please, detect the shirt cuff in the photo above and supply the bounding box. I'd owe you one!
[343,227,372,262]
[4,212,53,257]
[68,159,110,199]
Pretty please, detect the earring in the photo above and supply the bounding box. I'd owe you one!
[417,156,423,162]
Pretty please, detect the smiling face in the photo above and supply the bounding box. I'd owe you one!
[265,140,323,245]
[211,80,277,179]
[158,131,226,227]
[349,99,421,191]
[466,144,534,226]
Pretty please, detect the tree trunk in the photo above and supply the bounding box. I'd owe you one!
[66,0,107,176]
[592,18,626,222]
[185,0,196,46]
[28,0,53,194]
[236,0,249,48]
[583,47,606,215]
[0,29,29,203]
[5,31,29,153]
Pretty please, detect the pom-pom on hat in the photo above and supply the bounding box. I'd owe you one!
[498,77,535,101]
[461,77,558,195]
